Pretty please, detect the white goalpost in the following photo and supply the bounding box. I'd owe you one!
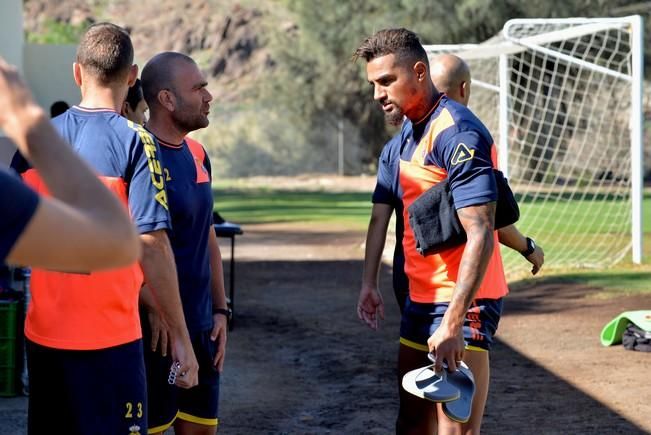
[425,15,644,278]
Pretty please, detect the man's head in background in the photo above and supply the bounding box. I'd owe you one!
[122,78,148,125]
[430,53,471,107]
[73,23,138,97]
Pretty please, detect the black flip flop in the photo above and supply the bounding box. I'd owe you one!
[442,362,476,423]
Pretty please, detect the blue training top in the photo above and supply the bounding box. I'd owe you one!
[12,106,171,234]
[371,124,412,293]
[158,136,215,334]
[0,168,39,263]
[401,95,497,209]
[397,94,506,304]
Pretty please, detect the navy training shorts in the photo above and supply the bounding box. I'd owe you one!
[27,338,147,435]
[400,297,503,352]
[142,321,220,433]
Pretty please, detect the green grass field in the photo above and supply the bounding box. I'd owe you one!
[214,189,372,229]
[213,185,651,297]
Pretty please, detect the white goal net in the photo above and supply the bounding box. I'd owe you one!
[425,16,644,278]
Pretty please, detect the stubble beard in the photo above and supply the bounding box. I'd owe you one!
[173,103,210,133]
[175,115,209,133]
[385,107,405,126]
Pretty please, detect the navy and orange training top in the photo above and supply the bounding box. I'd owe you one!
[157,136,215,334]
[398,95,508,303]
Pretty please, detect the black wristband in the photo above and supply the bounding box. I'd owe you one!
[520,237,536,257]
[213,307,231,319]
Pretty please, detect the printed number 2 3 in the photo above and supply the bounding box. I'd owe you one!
[125,402,143,418]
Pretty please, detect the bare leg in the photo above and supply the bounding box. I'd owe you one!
[461,349,489,435]
[432,349,488,435]
[174,419,217,435]
[396,343,438,435]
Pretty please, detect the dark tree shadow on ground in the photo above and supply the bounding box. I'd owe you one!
[487,339,647,434]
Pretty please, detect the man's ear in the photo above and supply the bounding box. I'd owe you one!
[413,61,428,82]
[460,81,467,98]
[158,89,175,112]
[73,62,83,87]
[126,64,138,87]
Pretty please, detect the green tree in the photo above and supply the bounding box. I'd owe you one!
[262,0,645,170]
[26,19,89,44]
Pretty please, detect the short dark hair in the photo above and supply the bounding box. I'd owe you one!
[76,23,134,84]
[50,100,70,118]
[141,52,196,108]
[353,28,428,68]
[125,78,143,108]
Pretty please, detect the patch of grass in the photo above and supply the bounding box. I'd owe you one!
[213,188,372,229]
[507,196,651,297]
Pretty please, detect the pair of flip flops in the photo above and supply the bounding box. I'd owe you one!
[401,355,476,423]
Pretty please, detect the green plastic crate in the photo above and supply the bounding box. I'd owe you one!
[0,339,15,368]
[0,300,19,396]
[0,366,16,397]
[0,300,17,339]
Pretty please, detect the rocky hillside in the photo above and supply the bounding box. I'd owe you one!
[24,0,275,103]
[23,0,354,177]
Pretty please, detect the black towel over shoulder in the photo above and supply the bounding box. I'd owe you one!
[408,169,519,256]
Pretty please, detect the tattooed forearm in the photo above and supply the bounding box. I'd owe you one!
[450,202,496,310]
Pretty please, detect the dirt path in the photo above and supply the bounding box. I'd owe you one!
[219,222,651,434]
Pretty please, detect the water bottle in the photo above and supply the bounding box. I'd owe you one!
[20,268,30,396]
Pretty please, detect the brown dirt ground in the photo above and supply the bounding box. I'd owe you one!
[217,221,651,434]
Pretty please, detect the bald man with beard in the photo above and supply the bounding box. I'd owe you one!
[140,52,228,435]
